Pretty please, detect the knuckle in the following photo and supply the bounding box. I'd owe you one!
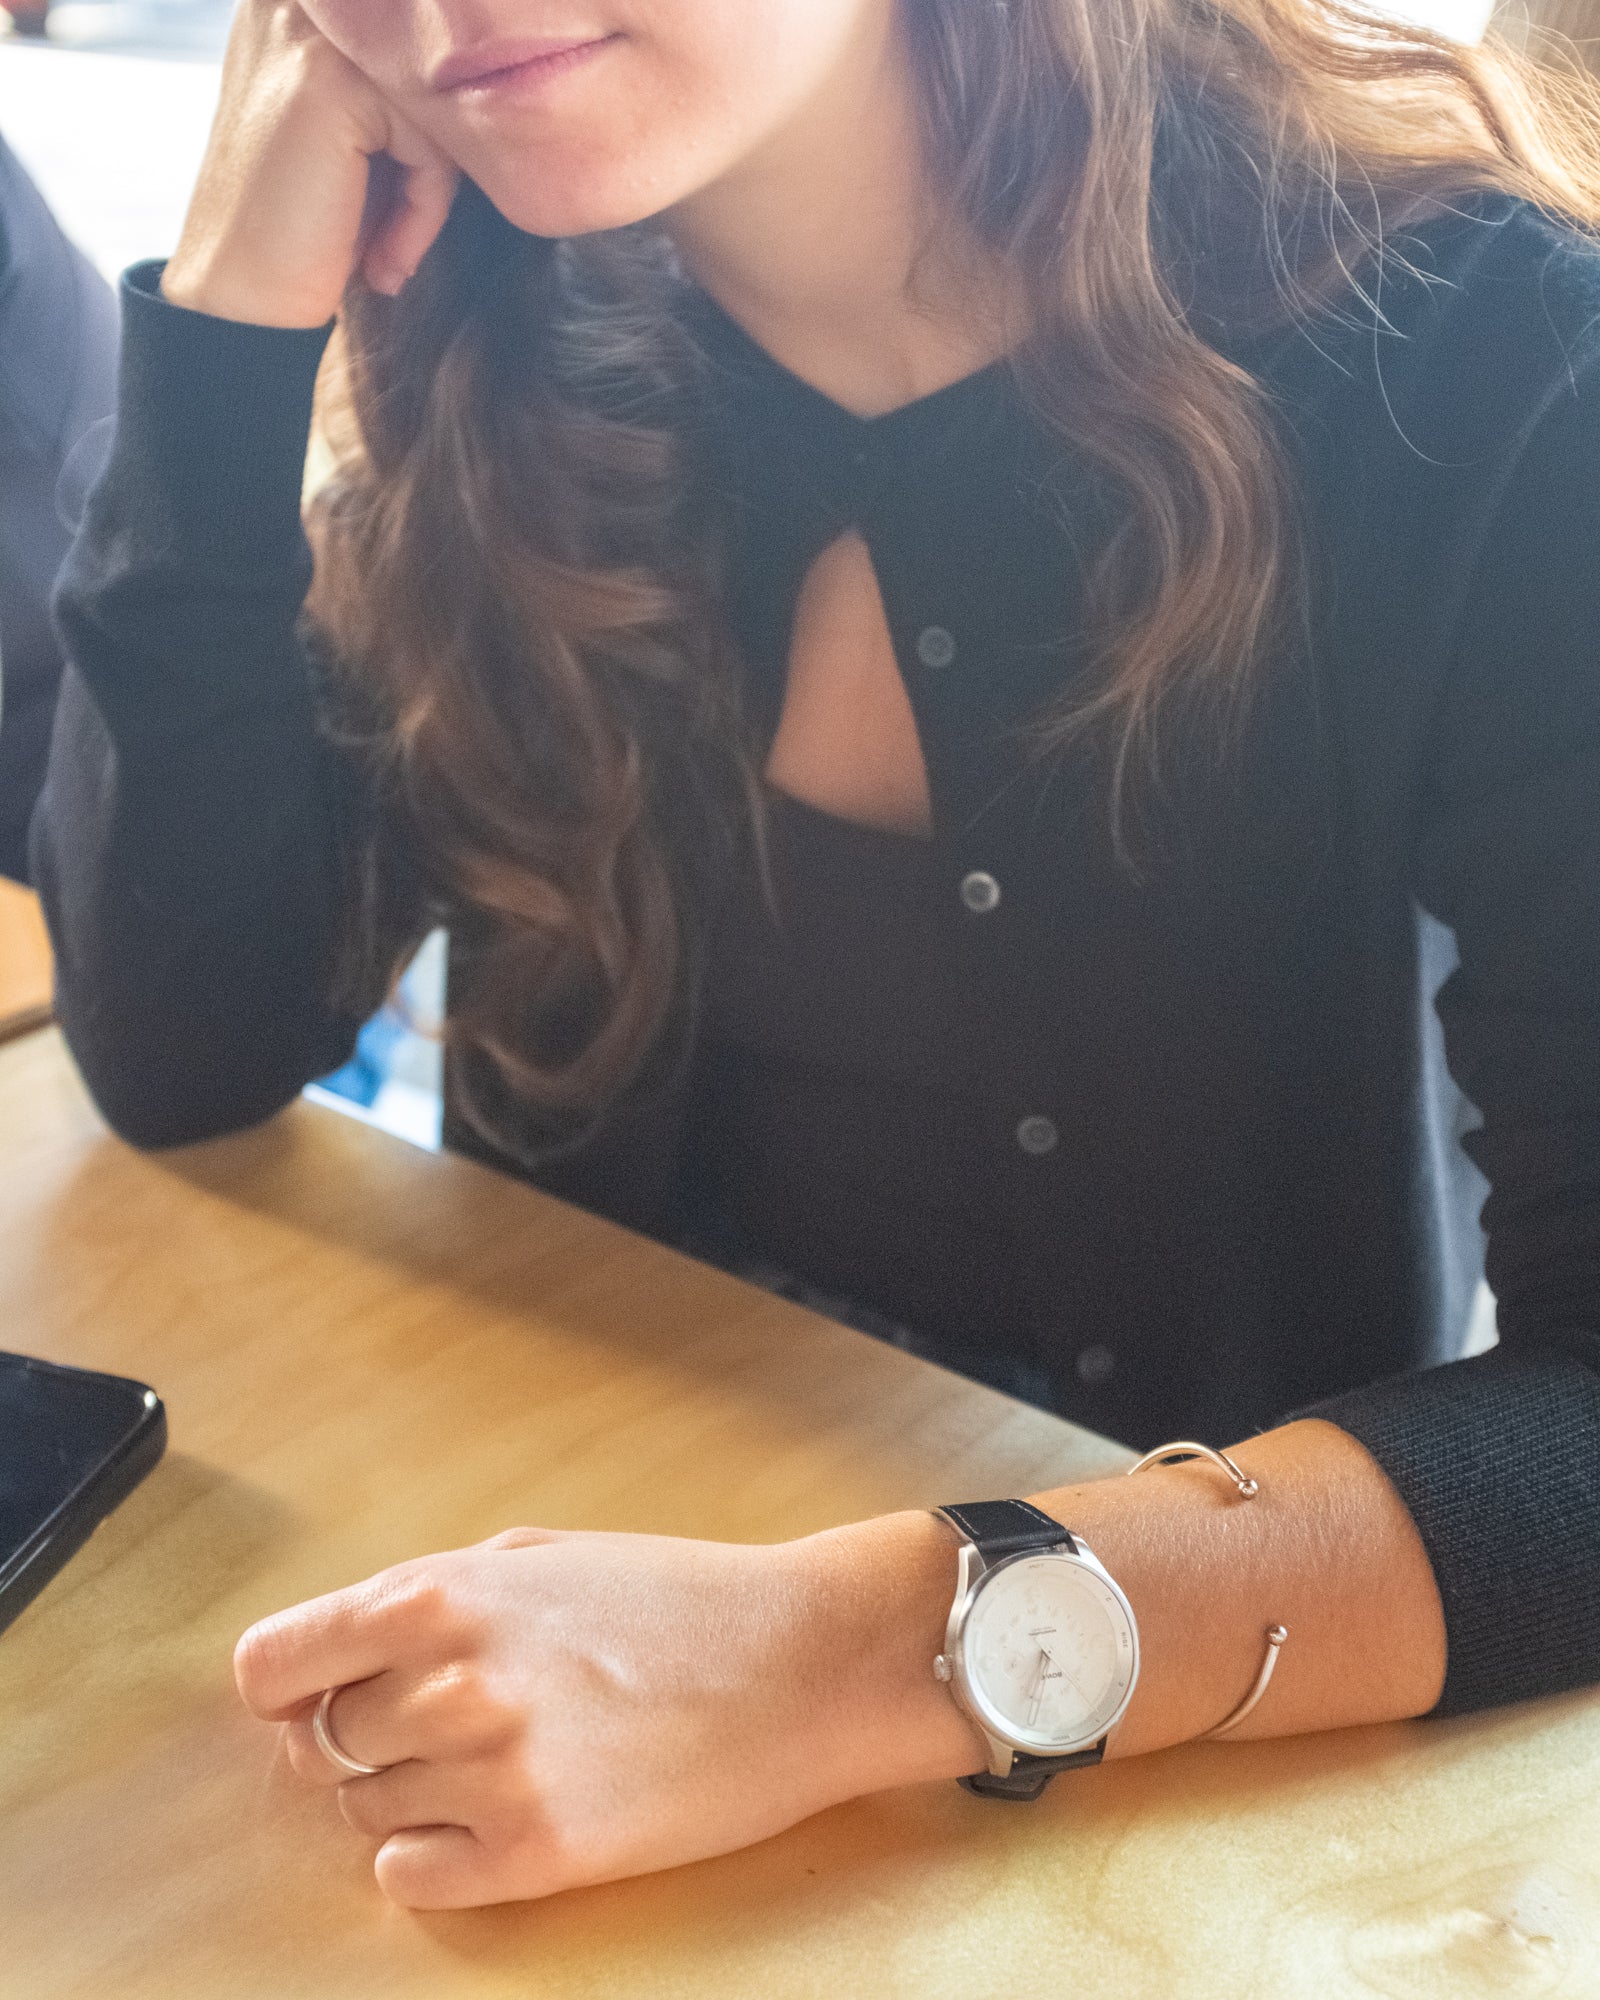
[387,1569,456,1634]
[483,1525,560,1552]
[286,35,345,100]
[300,34,350,81]
[429,1662,518,1748]
[366,1565,476,1658]
[423,1657,478,1709]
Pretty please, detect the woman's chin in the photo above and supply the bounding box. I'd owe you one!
[477,172,682,242]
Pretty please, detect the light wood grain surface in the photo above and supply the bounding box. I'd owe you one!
[0,878,53,1042]
[1,1029,1596,2000]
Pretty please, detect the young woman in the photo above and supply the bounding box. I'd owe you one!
[35,0,1600,1911]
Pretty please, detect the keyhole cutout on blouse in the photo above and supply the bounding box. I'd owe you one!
[763,530,936,839]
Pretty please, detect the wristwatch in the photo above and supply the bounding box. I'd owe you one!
[932,1499,1140,1800]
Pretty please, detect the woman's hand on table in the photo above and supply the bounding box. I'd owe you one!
[233,1513,982,1908]
[235,1422,1450,1908]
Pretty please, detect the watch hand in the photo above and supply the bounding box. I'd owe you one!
[1025,1646,1050,1726]
[1037,1638,1090,1705]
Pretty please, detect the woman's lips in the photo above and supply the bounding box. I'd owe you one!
[431,34,620,99]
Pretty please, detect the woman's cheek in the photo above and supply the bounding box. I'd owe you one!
[296,0,431,98]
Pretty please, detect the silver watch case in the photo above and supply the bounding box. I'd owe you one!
[934,1532,1141,1778]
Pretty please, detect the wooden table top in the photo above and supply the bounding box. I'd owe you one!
[2,1027,1597,2000]
[0,878,53,1043]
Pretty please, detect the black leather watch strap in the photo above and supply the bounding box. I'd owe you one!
[936,1498,1076,1558]
[959,1739,1106,1800]
[937,1498,1096,1801]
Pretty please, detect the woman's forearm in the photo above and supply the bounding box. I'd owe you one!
[240,1418,1451,1905]
[1057,1418,1447,1756]
[805,1417,1450,1791]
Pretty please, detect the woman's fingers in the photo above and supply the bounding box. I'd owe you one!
[361,114,460,296]
[334,1755,502,1841]
[344,1766,562,1908]
[233,1524,931,1906]
[165,0,383,325]
[235,1563,447,1720]
[281,1660,512,1785]
[281,1683,388,1786]
[235,1595,386,1720]
[373,1825,522,1911]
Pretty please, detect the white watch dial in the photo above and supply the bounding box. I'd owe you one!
[961,1553,1137,1751]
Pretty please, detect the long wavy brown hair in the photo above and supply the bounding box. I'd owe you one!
[304,0,1600,1162]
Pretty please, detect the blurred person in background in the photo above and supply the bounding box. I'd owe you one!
[0,131,116,881]
[34,0,1600,1914]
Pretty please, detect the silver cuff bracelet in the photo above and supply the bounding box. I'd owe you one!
[1125,1440,1289,1742]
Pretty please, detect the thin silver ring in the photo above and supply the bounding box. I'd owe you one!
[312,1685,388,1779]
[1126,1437,1288,1740]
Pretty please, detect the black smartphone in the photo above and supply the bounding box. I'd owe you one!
[0,1350,167,1637]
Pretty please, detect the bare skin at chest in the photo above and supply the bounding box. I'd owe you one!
[763,529,935,839]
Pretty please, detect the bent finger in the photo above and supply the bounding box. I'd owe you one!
[334,1755,496,1841]
[235,1564,442,1719]
[282,1678,395,1787]
[477,1525,565,1552]
[363,120,459,294]
[374,1825,498,1909]
[283,1662,505,1785]
[374,1824,565,1910]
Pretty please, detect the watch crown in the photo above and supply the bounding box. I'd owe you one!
[933,1654,953,1682]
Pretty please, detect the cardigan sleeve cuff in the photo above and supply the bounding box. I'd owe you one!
[1281,1342,1600,1716]
[46,263,346,915]
[52,260,337,751]
[96,259,336,568]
